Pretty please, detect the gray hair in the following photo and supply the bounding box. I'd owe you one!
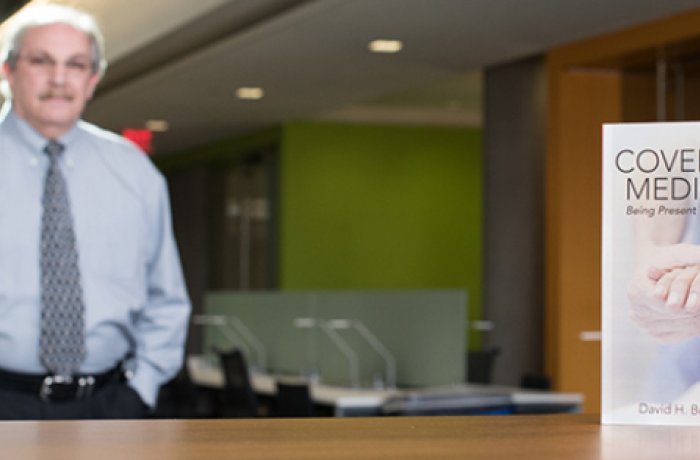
[1,4,107,96]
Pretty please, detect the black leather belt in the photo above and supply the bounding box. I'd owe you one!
[0,365,123,403]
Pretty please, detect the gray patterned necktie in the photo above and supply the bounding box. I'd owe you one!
[40,140,85,378]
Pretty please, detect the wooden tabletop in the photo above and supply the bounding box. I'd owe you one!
[0,414,697,459]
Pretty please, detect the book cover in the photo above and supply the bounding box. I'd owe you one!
[602,122,700,425]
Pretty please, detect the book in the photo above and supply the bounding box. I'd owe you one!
[602,121,700,425]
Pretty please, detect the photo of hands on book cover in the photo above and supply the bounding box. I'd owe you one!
[603,122,700,425]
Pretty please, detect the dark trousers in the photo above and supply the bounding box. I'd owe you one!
[0,379,147,420]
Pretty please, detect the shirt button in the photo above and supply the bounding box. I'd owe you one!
[29,157,38,167]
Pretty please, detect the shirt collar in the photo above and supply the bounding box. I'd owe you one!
[2,102,82,158]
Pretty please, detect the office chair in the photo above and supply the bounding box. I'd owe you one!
[520,373,552,390]
[153,368,216,418]
[217,348,259,418]
[274,380,315,418]
[466,347,501,384]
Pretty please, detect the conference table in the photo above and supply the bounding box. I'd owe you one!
[1,414,696,459]
[187,355,582,416]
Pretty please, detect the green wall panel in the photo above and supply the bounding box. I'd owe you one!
[279,122,482,346]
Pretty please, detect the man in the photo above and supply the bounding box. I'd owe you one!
[0,4,191,419]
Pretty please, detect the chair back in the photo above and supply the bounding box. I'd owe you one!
[154,368,218,418]
[466,347,501,384]
[274,380,315,417]
[217,348,258,417]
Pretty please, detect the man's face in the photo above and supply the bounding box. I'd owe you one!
[2,23,101,139]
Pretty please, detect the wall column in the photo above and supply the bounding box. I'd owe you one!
[483,55,546,385]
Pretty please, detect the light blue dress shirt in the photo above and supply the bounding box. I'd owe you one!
[0,104,191,407]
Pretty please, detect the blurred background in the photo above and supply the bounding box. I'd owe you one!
[4,0,700,414]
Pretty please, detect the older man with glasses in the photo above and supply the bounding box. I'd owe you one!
[0,4,191,419]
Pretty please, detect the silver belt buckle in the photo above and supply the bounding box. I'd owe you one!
[39,375,95,402]
[39,375,71,402]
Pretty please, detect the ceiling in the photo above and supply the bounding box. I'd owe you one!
[7,0,700,154]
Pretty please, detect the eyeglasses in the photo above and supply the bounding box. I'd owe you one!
[16,52,94,77]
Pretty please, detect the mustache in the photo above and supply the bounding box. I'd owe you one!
[39,90,74,101]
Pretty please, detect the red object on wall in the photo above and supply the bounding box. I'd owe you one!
[122,129,153,154]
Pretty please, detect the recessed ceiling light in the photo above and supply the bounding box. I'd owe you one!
[145,119,169,132]
[368,39,403,53]
[236,87,265,100]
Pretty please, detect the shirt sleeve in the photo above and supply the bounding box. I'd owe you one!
[127,173,191,407]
